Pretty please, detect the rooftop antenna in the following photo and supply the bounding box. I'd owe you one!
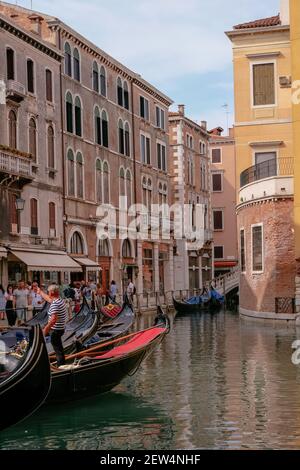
[222,103,230,135]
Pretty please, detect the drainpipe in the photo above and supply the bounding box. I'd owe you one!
[58,29,67,250]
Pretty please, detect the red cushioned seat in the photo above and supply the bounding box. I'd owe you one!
[95,327,165,359]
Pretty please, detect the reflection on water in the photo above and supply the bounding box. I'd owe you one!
[1,310,300,450]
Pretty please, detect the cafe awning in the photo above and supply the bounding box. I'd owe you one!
[72,257,100,272]
[10,249,82,272]
[0,247,7,259]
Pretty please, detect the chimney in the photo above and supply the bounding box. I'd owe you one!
[201,121,207,130]
[28,14,43,36]
[178,104,185,116]
[280,0,290,26]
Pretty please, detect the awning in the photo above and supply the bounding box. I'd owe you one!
[10,249,82,272]
[0,247,7,259]
[72,257,100,272]
[214,261,237,268]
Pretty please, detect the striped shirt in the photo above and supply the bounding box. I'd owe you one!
[48,298,67,331]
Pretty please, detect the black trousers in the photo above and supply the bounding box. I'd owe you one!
[50,329,65,367]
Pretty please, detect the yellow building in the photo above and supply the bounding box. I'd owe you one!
[290,0,300,309]
[226,1,297,319]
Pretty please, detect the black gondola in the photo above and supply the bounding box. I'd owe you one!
[47,311,169,404]
[0,325,51,431]
[82,301,135,349]
[173,287,224,314]
[26,301,50,328]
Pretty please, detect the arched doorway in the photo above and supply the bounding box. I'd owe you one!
[69,231,85,282]
[121,238,135,292]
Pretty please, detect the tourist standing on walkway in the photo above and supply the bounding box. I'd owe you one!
[5,285,16,326]
[0,285,5,321]
[109,281,117,303]
[31,281,45,317]
[40,284,67,367]
[13,280,31,325]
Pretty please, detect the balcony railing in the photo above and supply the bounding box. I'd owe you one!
[240,157,294,189]
[0,149,33,180]
[6,79,26,103]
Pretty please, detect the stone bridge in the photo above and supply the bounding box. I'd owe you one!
[211,267,239,296]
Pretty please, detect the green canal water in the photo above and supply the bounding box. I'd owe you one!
[1,310,300,450]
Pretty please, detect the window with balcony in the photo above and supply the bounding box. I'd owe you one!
[8,110,17,149]
[252,224,263,272]
[213,210,223,231]
[214,246,224,259]
[252,62,275,106]
[212,148,221,163]
[6,48,15,81]
[27,59,34,94]
[46,69,53,102]
[140,96,149,120]
[30,198,38,235]
[212,173,222,192]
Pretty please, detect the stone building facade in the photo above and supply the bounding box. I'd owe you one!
[169,105,213,292]
[0,1,174,299]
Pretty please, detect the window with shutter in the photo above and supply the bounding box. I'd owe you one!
[213,210,223,230]
[66,92,73,133]
[73,48,80,82]
[30,198,38,235]
[74,97,82,137]
[212,148,221,163]
[6,48,15,80]
[8,110,17,149]
[214,246,224,259]
[64,42,72,77]
[49,202,56,233]
[47,125,55,168]
[29,118,37,162]
[253,63,275,106]
[212,173,222,192]
[102,111,109,148]
[252,225,263,272]
[46,69,53,102]
[27,59,34,93]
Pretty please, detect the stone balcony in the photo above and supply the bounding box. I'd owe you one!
[0,147,33,186]
[239,157,294,205]
[5,79,26,103]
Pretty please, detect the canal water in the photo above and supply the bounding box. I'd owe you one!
[1,310,300,450]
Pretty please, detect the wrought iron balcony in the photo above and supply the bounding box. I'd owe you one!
[240,157,293,189]
[0,147,33,185]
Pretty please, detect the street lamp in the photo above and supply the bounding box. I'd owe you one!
[15,197,25,212]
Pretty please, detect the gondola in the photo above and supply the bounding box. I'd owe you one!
[173,287,224,314]
[47,297,99,356]
[0,325,51,431]
[81,299,135,349]
[26,301,50,328]
[46,308,170,404]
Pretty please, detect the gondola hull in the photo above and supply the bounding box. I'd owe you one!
[47,326,167,404]
[0,325,51,431]
[173,297,222,314]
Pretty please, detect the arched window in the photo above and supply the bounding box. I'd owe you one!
[100,66,106,96]
[126,170,132,207]
[93,62,99,92]
[66,92,73,133]
[122,239,132,258]
[118,119,124,155]
[49,202,56,234]
[76,152,84,199]
[101,110,108,148]
[64,42,72,77]
[74,96,82,137]
[117,77,123,106]
[67,149,75,196]
[94,106,101,145]
[119,167,125,197]
[96,159,102,203]
[30,198,38,235]
[73,48,80,82]
[124,122,130,157]
[29,117,37,162]
[47,125,55,168]
[123,81,129,110]
[99,238,110,257]
[70,231,84,254]
[8,110,17,149]
[103,161,110,204]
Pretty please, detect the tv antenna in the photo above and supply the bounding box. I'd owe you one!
[222,103,230,135]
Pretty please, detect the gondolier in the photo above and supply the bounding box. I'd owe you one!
[39,285,67,367]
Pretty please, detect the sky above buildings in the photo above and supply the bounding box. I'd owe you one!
[15,0,279,131]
